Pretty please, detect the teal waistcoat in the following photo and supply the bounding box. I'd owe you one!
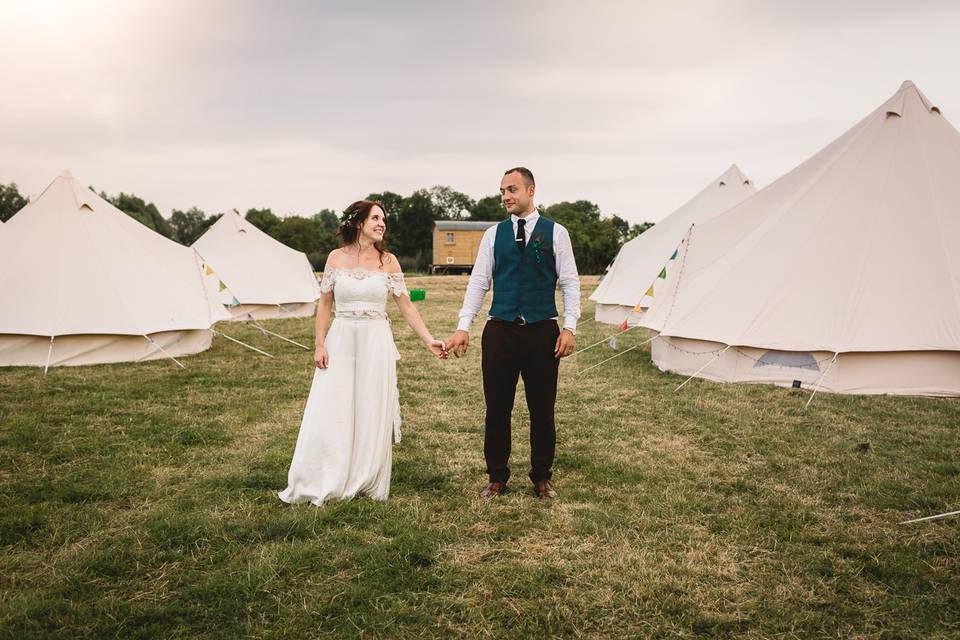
[489,216,559,323]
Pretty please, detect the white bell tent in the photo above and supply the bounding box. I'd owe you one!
[0,171,231,368]
[641,81,960,397]
[192,210,321,320]
[590,164,756,325]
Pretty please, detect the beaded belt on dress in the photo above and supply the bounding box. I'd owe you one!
[334,309,389,320]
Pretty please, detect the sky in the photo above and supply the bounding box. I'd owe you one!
[1,0,959,224]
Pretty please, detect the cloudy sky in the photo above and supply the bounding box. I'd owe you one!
[1,0,958,223]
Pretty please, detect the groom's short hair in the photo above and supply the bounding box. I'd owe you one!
[504,167,535,187]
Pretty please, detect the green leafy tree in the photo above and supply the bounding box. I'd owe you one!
[629,221,655,240]
[271,216,318,253]
[102,191,173,238]
[312,209,339,237]
[308,209,341,269]
[0,182,28,222]
[544,200,622,275]
[244,208,280,234]
[469,195,505,221]
[391,190,437,272]
[545,200,602,222]
[170,207,219,246]
[427,185,474,220]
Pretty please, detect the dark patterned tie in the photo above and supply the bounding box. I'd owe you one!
[516,218,526,251]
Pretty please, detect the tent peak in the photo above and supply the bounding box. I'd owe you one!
[718,163,751,187]
[58,169,75,179]
[885,80,940,117]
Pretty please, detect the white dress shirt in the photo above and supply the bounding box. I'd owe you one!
[457,210,581,333]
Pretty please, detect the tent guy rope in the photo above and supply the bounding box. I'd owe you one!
[674,344,730,392]
[211,329,274,358]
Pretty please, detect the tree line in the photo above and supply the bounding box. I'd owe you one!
[0,182,653,274]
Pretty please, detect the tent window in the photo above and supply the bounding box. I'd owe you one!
[754,350,820,371]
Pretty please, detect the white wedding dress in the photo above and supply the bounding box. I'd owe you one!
[278,267,406,505]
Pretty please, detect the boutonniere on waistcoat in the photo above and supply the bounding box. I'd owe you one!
[531,232,544,264]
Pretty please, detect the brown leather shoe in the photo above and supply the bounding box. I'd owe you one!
[533,479,556,499]
[480,481,507,498]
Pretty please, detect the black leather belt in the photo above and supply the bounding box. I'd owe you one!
[491,316,534,326]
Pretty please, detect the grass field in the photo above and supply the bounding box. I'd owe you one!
[2,275,959,639]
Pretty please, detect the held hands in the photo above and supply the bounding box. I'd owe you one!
[314,345,329,369]
[445,330,469,358]
[555,329,575,358]
[424,337,449,359]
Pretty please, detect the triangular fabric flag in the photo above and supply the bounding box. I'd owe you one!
[619,319,628,332]
[670,249,678,260]
[219,280,227,291]
[205,264,215,276]
[633,303,643,312]
[658,267,667,279]
[607,335,618,350]
[645,285,655,297]
[229,296,240,307]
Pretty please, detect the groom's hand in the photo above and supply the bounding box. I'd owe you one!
[445,330,469,358]
[555,329,575,358]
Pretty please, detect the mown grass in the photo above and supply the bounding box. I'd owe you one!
[1,275,958,639]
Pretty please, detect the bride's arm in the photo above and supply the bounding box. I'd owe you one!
[313,291,334,368]
[386,258,446,358]
[313,252,338,368]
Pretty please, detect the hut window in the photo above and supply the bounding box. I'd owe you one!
[445,232,455,244]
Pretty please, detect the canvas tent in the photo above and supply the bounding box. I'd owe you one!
[641,81,960,396]
[590,165,756,325]
[0,170,231,367]
[192,210,321,320]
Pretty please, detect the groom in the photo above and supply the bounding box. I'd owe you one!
[446,167,580,499]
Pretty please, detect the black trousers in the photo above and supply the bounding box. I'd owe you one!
[481,318,560,484]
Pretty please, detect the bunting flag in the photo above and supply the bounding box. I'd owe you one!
[205,264,215,276]
[658,267,667,279]
[645,285,655,297]
[670,249,678,260]
[219,280,227,292]
[633,303,643,312]
[618,319,628,332]
[607,335,618,350]
[229,296,241,307]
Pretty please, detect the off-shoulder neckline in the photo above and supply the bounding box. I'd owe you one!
[326,267,403,276]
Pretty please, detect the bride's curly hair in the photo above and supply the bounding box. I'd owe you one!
[338,200,388,265]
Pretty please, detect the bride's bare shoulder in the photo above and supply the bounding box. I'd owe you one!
[325,247,347,270]
[381,252,403,274]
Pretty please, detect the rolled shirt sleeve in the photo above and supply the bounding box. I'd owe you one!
[553,223,581,334]
[456,226,496,332]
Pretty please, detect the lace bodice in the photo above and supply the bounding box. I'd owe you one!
[319,268,408,318]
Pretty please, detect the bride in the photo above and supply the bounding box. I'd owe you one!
[278,200,447,505]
